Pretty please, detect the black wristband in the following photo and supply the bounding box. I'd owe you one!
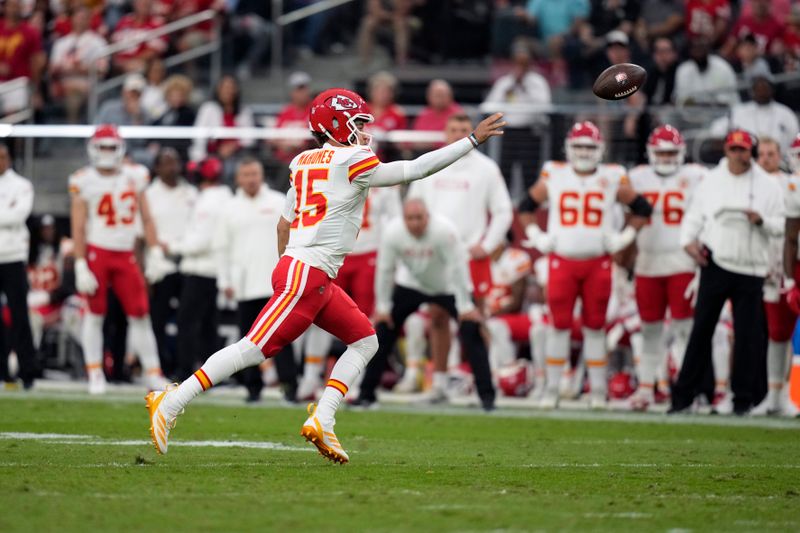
[628,194,654,218]
[468,133,479,147]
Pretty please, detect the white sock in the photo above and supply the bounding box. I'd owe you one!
[712,322,731,392]
[486,318,514,370]
[432,371,448,392]
[128,316,162,374]
[638,321,664,389]
[546,328,570,395]
[82,313,105,373]
[670,318,692,371]
[316,334,378,426]
[403,311,428,368]
[583,328,607,398]
[164,338,264,417]
[303,325,332,381]
[767,340,789,389]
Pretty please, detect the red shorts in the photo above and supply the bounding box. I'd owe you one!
[246,255,376,358]
[635,272,694,323]
[765,295,798,343]
[469,257,492,299]
[85,245,149,317]
[547,254,611,330]
[333,251,376,316]
[497,313,532,342]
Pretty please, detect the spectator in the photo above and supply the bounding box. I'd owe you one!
[366,71,407,137]
[642,36,679,105]
[523,0,588,83]
[730,33,773,84]
[586,0,639,41]
[49,5,109,123]
[777,5,800,71]
[271,71,313,167]
[153,75,197,162]
[0,144,37,388]
[481,40,551,189]
[633,0,684,52]
[170,156,231,381]
[227,0,272,80]
[0,0,45,113]
[357,0,418,66]
[674,37,739,107]
[214,157,297,402]
[190,75,255,181]
[721,0,784,58]
[710,74,799,153]
[413,79,463,135]
[51,0,108,39]
[145,147,197,377]
[112,0,167,73]
[684,0,731,46]
[673,130,784,415]
[141,58,167,121]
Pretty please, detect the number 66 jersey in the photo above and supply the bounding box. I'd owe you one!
[543,161,628,259]
[629,164,705,277]
[68,163,150,252]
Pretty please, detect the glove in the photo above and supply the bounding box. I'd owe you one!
[521,224,555,254]
[602,226,637,254]
[75,257,99,295]
[683,271,700,306]
[144,246,172,284]
[784,278,800,315]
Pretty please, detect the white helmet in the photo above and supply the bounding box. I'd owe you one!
[88,124,126,170]
[565,121,604,173]
[647,125,686,176]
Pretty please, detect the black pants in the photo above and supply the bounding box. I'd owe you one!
[360,285,495,405]
[672,258,766,413]
[498,127,541,191]
[150,272,182,376]
[0,261,36,384]
[237,297,297,400]
[175,275,219,381]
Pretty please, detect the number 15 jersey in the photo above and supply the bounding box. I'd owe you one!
[543,161,628,259]
[68,164,150,252]
[283,143,381,278]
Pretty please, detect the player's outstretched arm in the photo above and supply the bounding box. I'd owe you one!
[369,113,506,187]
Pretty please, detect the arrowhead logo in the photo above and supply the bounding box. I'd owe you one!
[329,95,358,111]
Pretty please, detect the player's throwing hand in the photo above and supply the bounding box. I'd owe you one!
[472,113,506,144]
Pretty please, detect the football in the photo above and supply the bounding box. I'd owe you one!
[592,63,647,100]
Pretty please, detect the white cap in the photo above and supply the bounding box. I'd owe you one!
[606,30,629,47]
[288,71,311,89]
[123,73,146,93]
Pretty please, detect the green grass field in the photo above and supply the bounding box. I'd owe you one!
[1,393,799,532]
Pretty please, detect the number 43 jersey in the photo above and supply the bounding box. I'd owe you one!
[543,161,628,259]
[629,164,705,276]
[283,143,380,278]
[68,164,150,252]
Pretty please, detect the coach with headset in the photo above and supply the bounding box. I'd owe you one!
[671,130,784,415]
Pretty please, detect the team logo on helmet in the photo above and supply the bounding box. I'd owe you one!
[615,72,628,84]
[328,95,358,111]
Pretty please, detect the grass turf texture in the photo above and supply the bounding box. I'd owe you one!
[1,395,799,532]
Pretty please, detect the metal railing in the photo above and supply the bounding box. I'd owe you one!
[0,77,32,124]
[270,0,358,80]
[88,9,221,122]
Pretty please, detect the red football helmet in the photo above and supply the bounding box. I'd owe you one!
[790,134,800,173]
[187,156,223,183]
[308,88,374,146]
[647,125,685,176]
[608,371,636,400]
[88,124,125,170]
[497,360,533,398]
[565,121,604,172]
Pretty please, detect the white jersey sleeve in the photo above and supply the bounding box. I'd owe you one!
[631,163,705,276]
[545,161,627,259]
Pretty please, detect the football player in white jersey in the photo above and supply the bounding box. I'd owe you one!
[628,125,705,411]
[522,121,652,409]
[69,125,170,394]
[298,185,402,400]
[758,135,800,416]
[146,89,506,462]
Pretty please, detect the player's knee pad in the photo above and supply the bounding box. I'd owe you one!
[640,321,664,356]
[582,328,606,362]
[234,338,266,372]
[348,333,379,366]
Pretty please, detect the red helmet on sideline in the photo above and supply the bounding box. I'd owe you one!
[565,121,604,173]
[647,124,685,176]
[88,124,125,170]
[308,88,373,146]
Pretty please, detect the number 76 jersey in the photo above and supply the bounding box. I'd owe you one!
[543,161,628,259]
[68,164,150,252]
[629,163,705,276]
